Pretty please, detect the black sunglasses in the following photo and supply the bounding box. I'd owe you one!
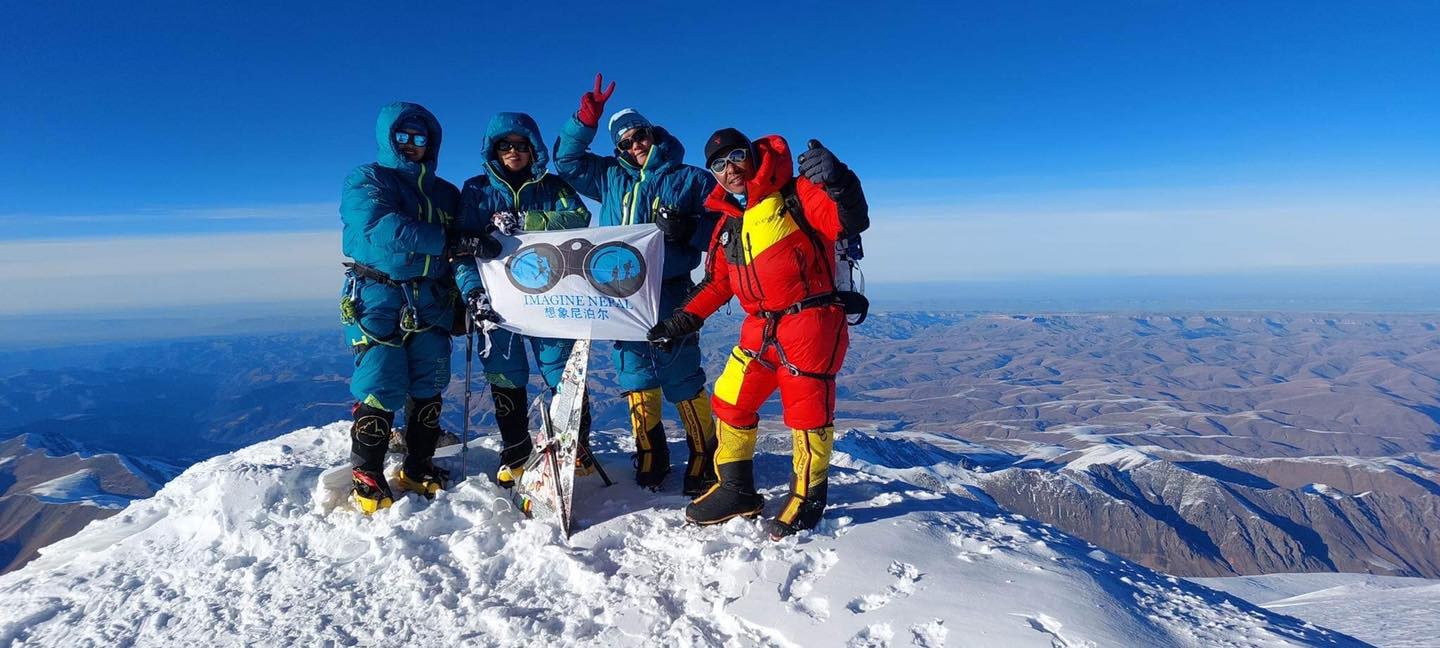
[708,147,748,173]
[394,131,428,147]
[495,140,533,153]
[616,127,651,151]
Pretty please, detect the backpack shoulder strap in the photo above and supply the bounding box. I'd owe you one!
[781,177,838,288]
[781,178,814,235]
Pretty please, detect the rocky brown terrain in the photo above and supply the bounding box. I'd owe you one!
[0,434,170,572]
[835,312,1440,577]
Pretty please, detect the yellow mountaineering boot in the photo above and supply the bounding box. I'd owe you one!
[685,420,763,525]
[764,426,835,539]
[628,388,671,489]
[351,468,394,514]
[496,464,525,489]
[395,460,449,499]
[677,391,718,496]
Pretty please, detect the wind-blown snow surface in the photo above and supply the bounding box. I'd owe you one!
[1196,573,1440,648]
[28,469,135,509]
[0,423,1363,647]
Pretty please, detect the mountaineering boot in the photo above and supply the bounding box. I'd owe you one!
[491,384,532,488]
[628,388,670,489]
[685,420,763,525]
[575,395,597,476]
[396,459,450,499]
[397,395,447,498]
[351,468,395,514]
[350,401,395,514]
[402,396,443,469]
[496,464,524,489]
[764,426,835,539]
[677,390,718,496]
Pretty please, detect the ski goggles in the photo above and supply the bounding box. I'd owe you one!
[708,147,749,173]
[615,127,651,152]
[495,140,533,153]
[394,131,429,147]
[506,238,647,299]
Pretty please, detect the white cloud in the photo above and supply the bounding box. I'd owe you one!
[862,206,1440,282]
[3,186,1437,315]
[0,231,342,314]
[0,203,335,228]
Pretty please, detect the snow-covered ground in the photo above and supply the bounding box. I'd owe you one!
[1196,573,1440,648]
[28,469,135,509]
[0,423,1364,647]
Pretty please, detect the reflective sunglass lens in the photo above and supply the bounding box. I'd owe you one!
[709,148,747,173]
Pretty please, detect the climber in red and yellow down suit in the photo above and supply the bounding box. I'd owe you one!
[647,128,869,539]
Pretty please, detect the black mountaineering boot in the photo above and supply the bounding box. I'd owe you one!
[677,390,718,496]
[492,384,532,488]
[764,426,835,539]
[685,420,763,525]
[350,402,396,514]
[628,388,671,489]
[397,395,447,498]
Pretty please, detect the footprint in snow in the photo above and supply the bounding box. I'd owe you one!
[846,622,894,648]
[847,560,921,613]
[779,547,839,620]
[908,619,947,648]
[1013,613,1095,648]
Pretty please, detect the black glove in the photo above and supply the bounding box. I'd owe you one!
[646,311,703,351]
[466,290,501,326]
[452,232,501,260]
[797,139,845,187]
[653,205,697,244]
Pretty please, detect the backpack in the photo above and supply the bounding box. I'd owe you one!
[780,179,869,326]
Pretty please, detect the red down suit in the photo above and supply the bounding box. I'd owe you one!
[680,135,848,430]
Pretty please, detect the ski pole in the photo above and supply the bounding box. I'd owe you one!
[462,314,474,480]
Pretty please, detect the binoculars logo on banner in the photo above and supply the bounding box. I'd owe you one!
[506,238,647,299]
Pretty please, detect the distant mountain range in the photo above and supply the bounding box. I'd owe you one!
[3,310,1440,581]
[838,312,1440,578]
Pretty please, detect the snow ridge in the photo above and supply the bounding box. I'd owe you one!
[0,424,1363,647]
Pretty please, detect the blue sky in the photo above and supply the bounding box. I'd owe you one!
[3,1,1438,312]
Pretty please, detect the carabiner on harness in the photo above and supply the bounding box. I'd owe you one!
[340,273,361,325]
[399,285,423,333]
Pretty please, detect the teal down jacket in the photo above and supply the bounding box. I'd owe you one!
[454,112,590,298]
[340,102,460,283]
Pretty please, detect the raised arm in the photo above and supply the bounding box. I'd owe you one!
[797,140,869,239]
[552,74,621,201]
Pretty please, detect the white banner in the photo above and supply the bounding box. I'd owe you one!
[475,224,662,341]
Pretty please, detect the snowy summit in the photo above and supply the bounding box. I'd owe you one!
[0,423,1363,647]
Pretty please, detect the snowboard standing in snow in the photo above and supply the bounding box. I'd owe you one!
[513,339,590,537]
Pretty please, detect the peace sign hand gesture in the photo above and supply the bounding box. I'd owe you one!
[577,73,617,128]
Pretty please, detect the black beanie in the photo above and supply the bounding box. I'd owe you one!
[704,128,751,166]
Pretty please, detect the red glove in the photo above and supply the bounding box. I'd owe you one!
[576,73,616,128]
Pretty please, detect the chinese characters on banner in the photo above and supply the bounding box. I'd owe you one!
[474,224,663,341]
